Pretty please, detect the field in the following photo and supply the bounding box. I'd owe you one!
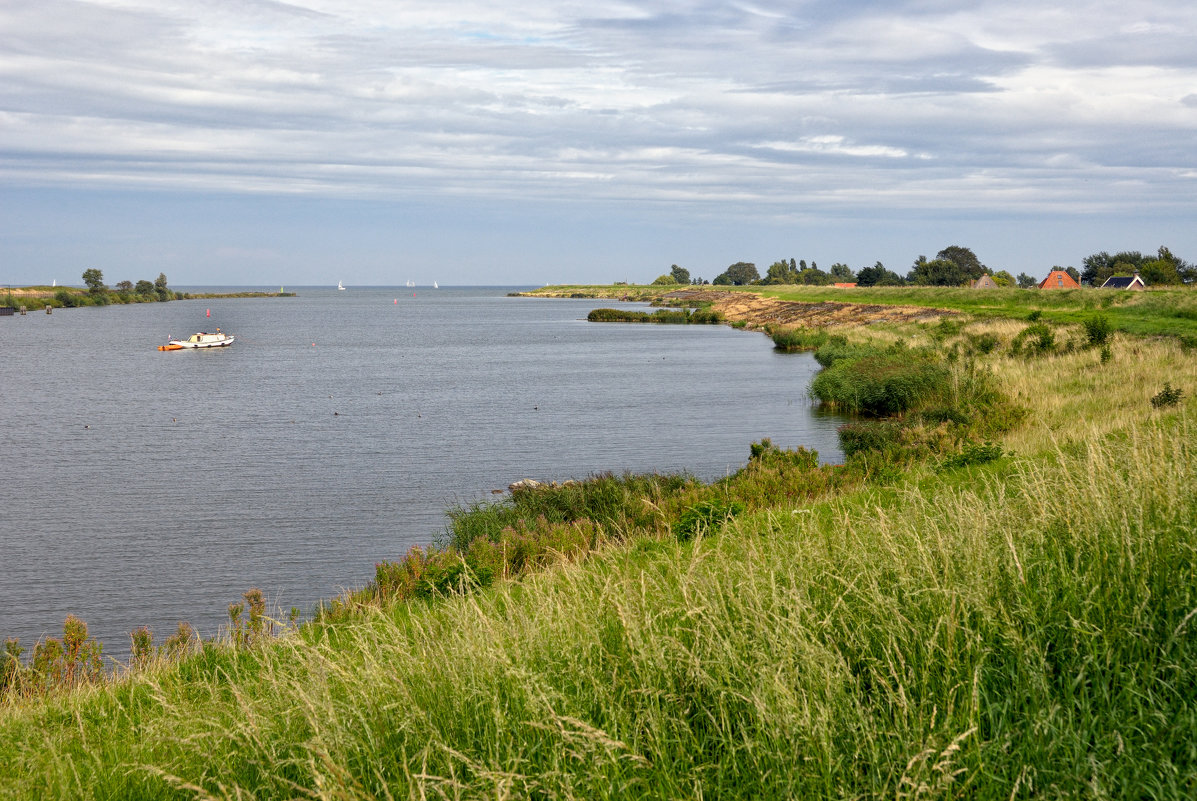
[2,285,1195,799]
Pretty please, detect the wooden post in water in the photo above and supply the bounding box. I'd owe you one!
[46,305,52,314]
[19,305,26,315]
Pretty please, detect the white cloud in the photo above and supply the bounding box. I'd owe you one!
[1,0,1195,223]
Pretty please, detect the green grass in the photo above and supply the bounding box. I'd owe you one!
[2,415,1194,798]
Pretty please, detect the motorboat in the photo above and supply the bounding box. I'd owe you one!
[159,329,234,350]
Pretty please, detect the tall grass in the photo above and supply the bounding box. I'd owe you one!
[2,415,1193,798]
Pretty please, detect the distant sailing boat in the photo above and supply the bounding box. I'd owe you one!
[433,281,439,289]
[337,281,346,291]
[52,279,56,287]
[406,280,415,288]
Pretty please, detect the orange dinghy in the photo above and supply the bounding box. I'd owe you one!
[157,343,184,351]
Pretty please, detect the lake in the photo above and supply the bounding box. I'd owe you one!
[0,287,844,655]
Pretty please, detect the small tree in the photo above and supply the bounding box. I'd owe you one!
[651,274,674,285]
[114,280,133,293]
[135,279,155,296]
[82,268,106,294]
[154,272,170,301]
[669,264,691,284]
[1016,272,1038,289]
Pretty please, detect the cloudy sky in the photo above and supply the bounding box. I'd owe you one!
[2,1,1195,286]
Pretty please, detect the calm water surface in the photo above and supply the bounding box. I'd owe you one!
[0,287,844,653]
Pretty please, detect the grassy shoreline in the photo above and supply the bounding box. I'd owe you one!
[2,286,1195,799]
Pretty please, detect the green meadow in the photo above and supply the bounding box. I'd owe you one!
[2,287,1195,799]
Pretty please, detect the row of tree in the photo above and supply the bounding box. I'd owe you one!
[82,268,177,301]
[653,245,1194,289]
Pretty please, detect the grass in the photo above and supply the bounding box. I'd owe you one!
[2,296,1196,799]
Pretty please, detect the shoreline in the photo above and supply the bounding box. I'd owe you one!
[519,285,956,329]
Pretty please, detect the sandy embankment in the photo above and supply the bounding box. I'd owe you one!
[662,289,955,328]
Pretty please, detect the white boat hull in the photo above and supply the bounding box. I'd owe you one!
[166,331,234,349]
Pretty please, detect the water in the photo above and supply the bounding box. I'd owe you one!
[0,287,844,655]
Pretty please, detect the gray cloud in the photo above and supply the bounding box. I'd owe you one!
[1,0,1194,223]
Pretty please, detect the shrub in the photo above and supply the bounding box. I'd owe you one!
[673,498,744,541]
[837,420,908,458]
[1010,323,1055,357]
[1150,383,1183,409]
[811,337,878,368]
[770,326,828,352]
[968,333,999,355]
[938,442,1004,471]
[1083,314,1113,347]
[810,354,949,415]
[445,472,698,551]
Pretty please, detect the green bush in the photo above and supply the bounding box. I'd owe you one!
[673,498,744,541]
[1010,322,1055,357]
[810,354,949,415]
[1083,314,1113,347]
[938,442,1004,471]
[837,420,908,457]
[811,337,878,368]
[1150,383,1184,409]
[769,326,828,352]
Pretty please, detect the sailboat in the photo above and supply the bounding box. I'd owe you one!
[337,281,346,291]
[406,280,415,288]
[433,281,439,289]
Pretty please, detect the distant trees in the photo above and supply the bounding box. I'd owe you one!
[991,270,1015,287]
[907,246,987,286]
[1081,246,1193,286]
[135,279,155,296]
[114,280,134,293]
[1016,273,1038,288]
[651,274,674,285]
[855,262,904,287]
[761,259,799,285]
[829,263,855,282]
[712,262,760,286]
[669,264,691,284]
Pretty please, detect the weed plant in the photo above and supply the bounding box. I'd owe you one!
[767,325,828,352]
[587,307,723,324]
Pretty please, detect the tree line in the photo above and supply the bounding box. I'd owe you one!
[652,245,1195,288]
[71,268,181,306]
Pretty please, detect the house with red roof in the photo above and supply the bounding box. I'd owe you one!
[1038,269,1080,290]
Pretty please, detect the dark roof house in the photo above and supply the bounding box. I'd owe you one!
[1099,272,1146,290]
[1038,269,1080,290]
[970,274,999,289]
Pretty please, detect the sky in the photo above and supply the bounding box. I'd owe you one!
[2,1,1195,287]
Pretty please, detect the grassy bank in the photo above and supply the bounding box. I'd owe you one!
[1,298,1195,799]
[525,282,1197,341]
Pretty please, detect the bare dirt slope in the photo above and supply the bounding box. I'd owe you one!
[663,289,955,328]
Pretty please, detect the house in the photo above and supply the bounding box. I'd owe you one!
[970,274,999,289]
[833,282,857,288]
[1038,269,1080,290]
[1099,272,1146,290]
